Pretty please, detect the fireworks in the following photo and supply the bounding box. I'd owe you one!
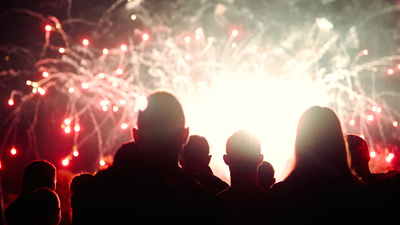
[1,0,400,179]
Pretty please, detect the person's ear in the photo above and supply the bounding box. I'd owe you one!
[132,128,139,142]
[206,155,212,164]
[223,154,229,166]
[182,127,189,145]
[258,154,264,165]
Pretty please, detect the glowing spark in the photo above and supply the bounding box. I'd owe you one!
[142,33,149,41]
[81,83,89,89]
[393,121,398,127]
[386,156,392,163]
[102,106,108,111]
[64,118,71,125]
[372,106,377,112]
[397,64,400,70]
[73,150,79,157]
[98,73,105,79]
[120,45,127,51]
[64,126,71,133]
[377,107,382,113]
[99,158,105,166]
[32,88,37,93]
[119,99,126,105]
[370,151,376,158]
[131,14,137,20]
[62,159,69,166]
[11,148,17,155]
[74,125,80,132]
[45,25,52,31]
[362,49,368,55]
[42,71,49,77]
[349,119,355,126]
[136,96,148,111]
[59,47,65,53]
[26,80,32,85]
[232,43,237,48]
[113,106,119,112]
[38,88,45,95]
[367,115,374,121]
[231,29,238,37]
[68,87,75,93]
[112,81,118,87]
[32,82,38,88]
[184,36,191,43]
[103,48,109,54]
[121,123,128,130]
[116,69,123,75]
[83,39,89,46]
[389,153,394,159]
[8,99,14,106]
[195,34,201,40]
[100,100,108,107]
[56,24,61,29]
[388,69,394,75]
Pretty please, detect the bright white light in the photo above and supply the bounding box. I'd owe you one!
[42,72,49,77]
[81,83,89,89]
[59,47,65,53]
[82,39,89,46]
[103,48,109,54]
[393,121,398,127]
[232,43,237,48]
[121,123,128,130]
[349,120,355,126]
[119,99,126,105]
[102,106,108,111]
[73,150,79,157]
[195,34,201,40]
[62,159,69,166]
[388,69,394,75]
[100,159,105,166]
[377,107,382,113]
[98,73,105,79]
[142,33,149,41]
[131,14,137,20]
[64,126,71,133]
[120,45,127,51]
[68,87,75,93]
[116,69,123,75]
[11,148,17,155]
[8,99,14,106]
[64,118,71,125]
[185,77,329,182]
[367,115,374,121]
[231,30,238,37]
[362,49,368,55]
[389,153,394,159]
[45,25,52,31]
[74,125,80,132]
[113,106,119,112]
[370,151,376,158]
[136,96,148,111]
[184,36,191,43]
[386,156,392,163]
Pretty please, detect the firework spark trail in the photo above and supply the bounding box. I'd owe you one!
[1,1,400,179]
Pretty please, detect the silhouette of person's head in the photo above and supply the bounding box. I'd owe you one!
[224,130,263,172]
[344,134,371,180]
[258,161,276,190]
[180,135,211,168]
[113,141,138,170]
[22,160,57,195]
[291,106,351,182]
[132,90,189,165]
[28,187,61,225]
[70,173,94,198]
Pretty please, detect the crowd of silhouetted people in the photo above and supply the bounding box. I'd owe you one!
[5,89,400,225]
